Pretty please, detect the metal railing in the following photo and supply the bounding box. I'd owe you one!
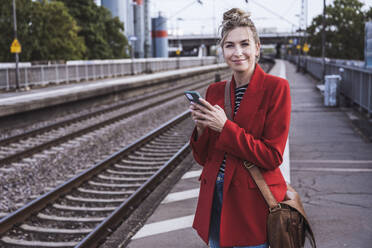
[287,55,372,116]
[0,57,219,90]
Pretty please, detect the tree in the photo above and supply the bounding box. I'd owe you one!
[101,8,129,59]
[0,0,85,62]
[306,0,365,60]
[366,6,372,22]
[30,0,86,61]
[59,0,129,59]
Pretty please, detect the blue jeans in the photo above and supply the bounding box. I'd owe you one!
[209,172,268,248]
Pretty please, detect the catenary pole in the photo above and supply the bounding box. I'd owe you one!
[12,0,20,90]
[322,0,326,82]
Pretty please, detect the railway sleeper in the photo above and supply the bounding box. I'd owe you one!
[98,173,149,180]
[26,215,98,230]
[150,140,185,146]
[53,199,120,210]
[37,212,106,222]
[65,195,127,203]
[76,187,135,196]
[145,143,183,149]
[154,136,185,142]
[52,203,116,212]
[21,224,92,234]
[118,159,165,166]
[2,226,84,245]
[133,150,176,157]
[40,205,110,218]
[1,236,78,248]
[88,180,142,188]
[106,168,155,177]
[113,163,160,171]
[126,154,170,162]
[137,147,180,153]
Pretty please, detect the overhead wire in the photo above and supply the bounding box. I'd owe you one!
[248,0,298,27]
[280,0,298,18]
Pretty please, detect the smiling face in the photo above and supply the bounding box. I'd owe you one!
[222,27,260,75]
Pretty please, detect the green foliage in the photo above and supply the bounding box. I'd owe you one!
[103,12,129,59]
[306,0,367,60]
[0,0,33,62]
[30,0,86,61]
[0,0,128,62]
[59,0,129,59]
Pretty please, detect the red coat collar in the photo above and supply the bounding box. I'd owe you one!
[230,64,266,93]
[228,64,266,121]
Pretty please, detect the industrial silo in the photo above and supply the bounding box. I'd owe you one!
[152,13,168,58]
[133,0,145,58]
[101,0,135,41]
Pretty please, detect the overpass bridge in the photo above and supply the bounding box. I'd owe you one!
[168,32,306,56]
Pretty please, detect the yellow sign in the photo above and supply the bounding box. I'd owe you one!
[176,49,181,56]
[303,43,309,53]
[289,39,293,44]
[296,44,301,50]
[10,39,21,53]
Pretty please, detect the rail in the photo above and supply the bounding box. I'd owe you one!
[287,55,372,117]
[0,110,191,247]
[0,70,231,166]
[0,57,219,90]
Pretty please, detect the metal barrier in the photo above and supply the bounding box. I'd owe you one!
[287,55,372,116]
[0,57,218,91]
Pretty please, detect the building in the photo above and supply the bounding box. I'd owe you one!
[101,0,151,58]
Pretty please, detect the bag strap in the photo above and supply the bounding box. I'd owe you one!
[224,80,278,209]
[243,161,280,210]
[224,80,233,121]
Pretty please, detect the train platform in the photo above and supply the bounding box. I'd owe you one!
[0,63,227,118]
[116,60,372,248]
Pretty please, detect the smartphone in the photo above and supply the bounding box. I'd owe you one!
[184,90,203,105]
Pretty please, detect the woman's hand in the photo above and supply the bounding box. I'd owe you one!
[190,98,227,133]
[190,102,208,137]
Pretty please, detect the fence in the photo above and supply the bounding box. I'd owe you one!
[287,55,372,117]
[0,57,219,90]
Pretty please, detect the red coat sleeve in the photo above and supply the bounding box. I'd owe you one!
[215,78,291,170]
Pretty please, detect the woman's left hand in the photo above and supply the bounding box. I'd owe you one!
[190,98,228,133]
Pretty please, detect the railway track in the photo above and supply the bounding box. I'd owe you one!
[0,111,192,248]
[0,70,230,168]
[0,59,274,246]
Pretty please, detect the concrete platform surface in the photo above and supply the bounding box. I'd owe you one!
[286,60,372,248]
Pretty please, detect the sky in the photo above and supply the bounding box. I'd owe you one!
[149,0,372,35]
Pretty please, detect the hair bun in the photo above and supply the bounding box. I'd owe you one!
[223,8,251,22]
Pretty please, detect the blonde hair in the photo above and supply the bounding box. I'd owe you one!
[219,8,260,61]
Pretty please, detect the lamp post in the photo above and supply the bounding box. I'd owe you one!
[176,17,183,56]
[12,0,20,90]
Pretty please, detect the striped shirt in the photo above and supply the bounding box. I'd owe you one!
[219,84,248,175]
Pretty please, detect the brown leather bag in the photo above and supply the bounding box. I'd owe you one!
[224,80,316,248]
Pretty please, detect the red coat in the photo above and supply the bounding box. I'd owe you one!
[190,65,291,247]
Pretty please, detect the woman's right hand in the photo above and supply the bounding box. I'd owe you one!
[190,102,207,137]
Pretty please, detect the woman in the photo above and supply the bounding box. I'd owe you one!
[189,8,291,248]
